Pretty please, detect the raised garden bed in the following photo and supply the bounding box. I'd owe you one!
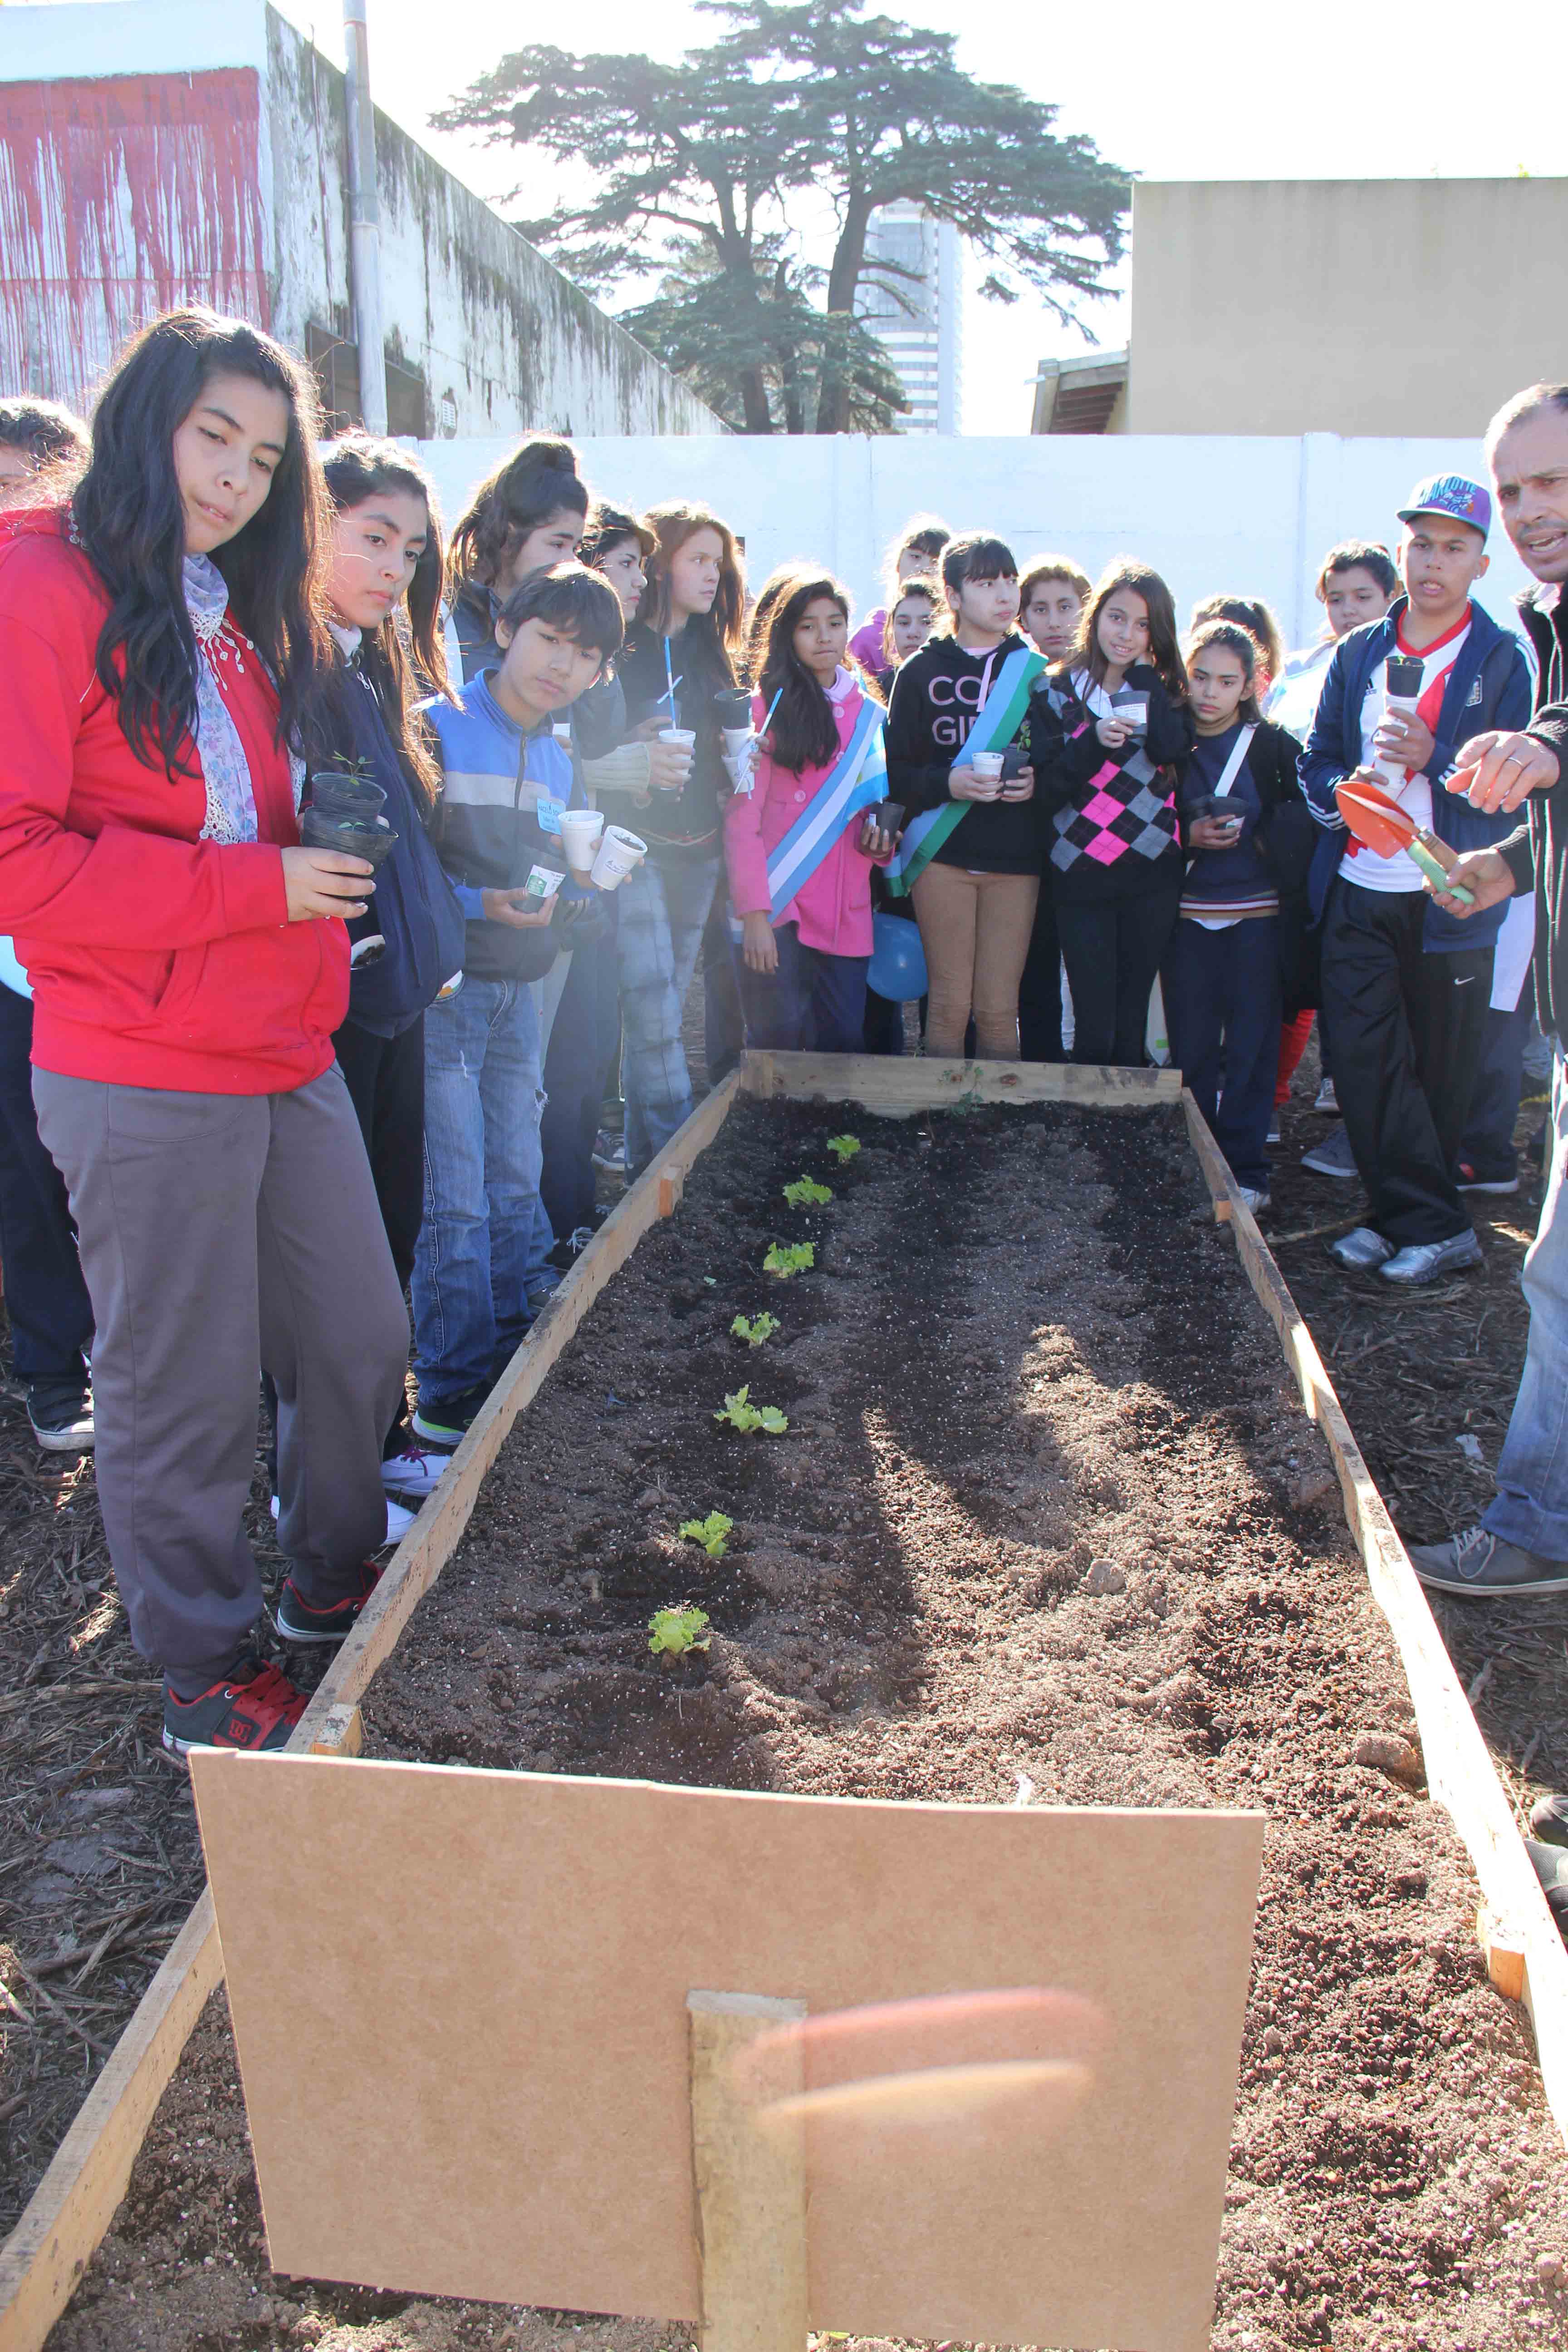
[8,1057,1568,2352]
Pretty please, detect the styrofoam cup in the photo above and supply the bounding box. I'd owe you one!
[559,808,605,873]
[969,751,1004,786]
[722,726,753,759]
[590,826,648,889]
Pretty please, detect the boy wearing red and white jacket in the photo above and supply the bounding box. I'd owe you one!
[1301,475,1533,1284]
[724,667,893,1051]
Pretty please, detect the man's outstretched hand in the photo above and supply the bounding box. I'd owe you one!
[1446,730,1559,813]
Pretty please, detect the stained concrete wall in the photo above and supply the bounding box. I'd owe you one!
[1122,179,1568,438]
[0,0,723,434]
[415,430,1536,655]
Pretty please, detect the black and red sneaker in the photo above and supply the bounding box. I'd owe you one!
[162,1657,307,1760]
[274,1558,383,1646]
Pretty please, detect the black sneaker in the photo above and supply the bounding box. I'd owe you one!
[162,1654,306,1759]
[1530,1793,1568,1850]
[411,1383,490,1447]
[27,1380,94,1453]
[274,1558,382,1646]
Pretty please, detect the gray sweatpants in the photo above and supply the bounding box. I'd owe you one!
[34,1063,409,1690]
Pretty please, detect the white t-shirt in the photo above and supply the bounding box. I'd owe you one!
[1348,622,1469,894]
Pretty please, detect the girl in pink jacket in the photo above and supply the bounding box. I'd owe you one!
[725,569,897,1051]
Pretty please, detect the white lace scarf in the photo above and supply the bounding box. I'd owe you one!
[183,556,304,841]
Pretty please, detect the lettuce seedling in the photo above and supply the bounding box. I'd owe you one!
[763,1240,815,1278]
[679,1511,733,1558]
[731,1311,779,1348]
[713,1384,789,1435]
[827,1134,861,1163]
[783,1176,833,1208]
[648,1603,711,1658]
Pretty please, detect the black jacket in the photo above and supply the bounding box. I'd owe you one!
[614,620,733,860]
[884,631,1042,876]
[320,652,467,1038]
[1503,583,1568,1040]
[1175,717,1313,998]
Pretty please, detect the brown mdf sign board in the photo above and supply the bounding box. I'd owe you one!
[191,1752,1263,2352]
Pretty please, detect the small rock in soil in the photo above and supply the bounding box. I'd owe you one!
[1352,1730,1424,1784]
[1080,1558,1127,1596]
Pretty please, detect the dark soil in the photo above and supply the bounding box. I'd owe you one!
[45,1093,1568,2352]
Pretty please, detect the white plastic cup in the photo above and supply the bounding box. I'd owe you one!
[559,808,605,874]
[521,860,564,902]
[969,750,1004,789]
[590,825,648,890]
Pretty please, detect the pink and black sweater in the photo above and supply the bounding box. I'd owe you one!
[1029,663,1193,902]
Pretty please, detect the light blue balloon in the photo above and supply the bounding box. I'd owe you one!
[867,910,927,1002]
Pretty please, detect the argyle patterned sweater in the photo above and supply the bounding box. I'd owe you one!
[1028,663,1193,903]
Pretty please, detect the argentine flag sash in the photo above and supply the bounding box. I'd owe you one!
[885,642,1045,897]
[765,699,888,922]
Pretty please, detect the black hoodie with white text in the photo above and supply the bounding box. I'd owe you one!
[884,630,1042,876]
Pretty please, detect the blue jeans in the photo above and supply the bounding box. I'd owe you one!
[1162,915,1282,1195]
[413,976,550,1408]
[1486,1048,1568,1561]
[617,854,719,1180]
[737,921,870,1053]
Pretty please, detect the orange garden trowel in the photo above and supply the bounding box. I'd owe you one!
[1334,773,1475,905]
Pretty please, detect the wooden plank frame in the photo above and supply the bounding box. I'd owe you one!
[3,1047,1565,2351]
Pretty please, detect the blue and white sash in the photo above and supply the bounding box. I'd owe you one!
[765,701,887,922]
[884,642,1044,897]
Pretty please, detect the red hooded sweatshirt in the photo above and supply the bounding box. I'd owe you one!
[0,511,347,1093]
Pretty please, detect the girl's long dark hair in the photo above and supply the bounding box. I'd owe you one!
[446,436,587,596]
[750,568,850,774]
[321,435,449,805]
[635,501,746,679]
[1068,559,1188,701]
[71,306,333,778]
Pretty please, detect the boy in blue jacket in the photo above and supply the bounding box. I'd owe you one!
[412,564,622,1446]
[1300,476,1533,1285]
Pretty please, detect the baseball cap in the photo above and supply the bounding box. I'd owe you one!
[1397,473,1491,539]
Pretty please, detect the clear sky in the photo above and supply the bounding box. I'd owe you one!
[274,0,1568,434]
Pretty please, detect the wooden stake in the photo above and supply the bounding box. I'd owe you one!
[687,1991,808,2352]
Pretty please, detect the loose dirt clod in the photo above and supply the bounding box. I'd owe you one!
[1352,1730,1425,1786]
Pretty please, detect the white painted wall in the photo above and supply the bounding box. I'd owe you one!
[415,430,1535,653]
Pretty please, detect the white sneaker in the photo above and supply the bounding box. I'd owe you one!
[1313,1078,1338,1113]
[1380,1230,1483,1286]
[270,1493,416,1546]
[381,1445,449,1501]
[1327,1225,1394,1272]
[1236,1186,1271,1213]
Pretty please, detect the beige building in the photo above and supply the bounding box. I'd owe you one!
[1033,176,1568,437]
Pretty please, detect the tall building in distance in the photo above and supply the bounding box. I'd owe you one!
[858,203,963,434]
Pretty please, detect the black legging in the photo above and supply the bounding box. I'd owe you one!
[1055,878,1182,1068]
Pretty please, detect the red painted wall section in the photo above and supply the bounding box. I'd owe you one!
[0,68,270,412]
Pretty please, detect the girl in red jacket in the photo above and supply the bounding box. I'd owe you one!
[725,569,896,1051]
[0,309,409,1759]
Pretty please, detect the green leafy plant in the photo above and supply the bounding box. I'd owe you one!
[764,1240,815,1279]
[679,1511,733,1558]
[731,1311,779,1348]
[648,1603,711,1658]
[783,1175,833,1208]
[713,1384,789,1435]
[826,1133,861,1163]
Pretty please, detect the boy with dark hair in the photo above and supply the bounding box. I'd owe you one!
[1300,477,1532,1285]
[412,563,622,1445]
